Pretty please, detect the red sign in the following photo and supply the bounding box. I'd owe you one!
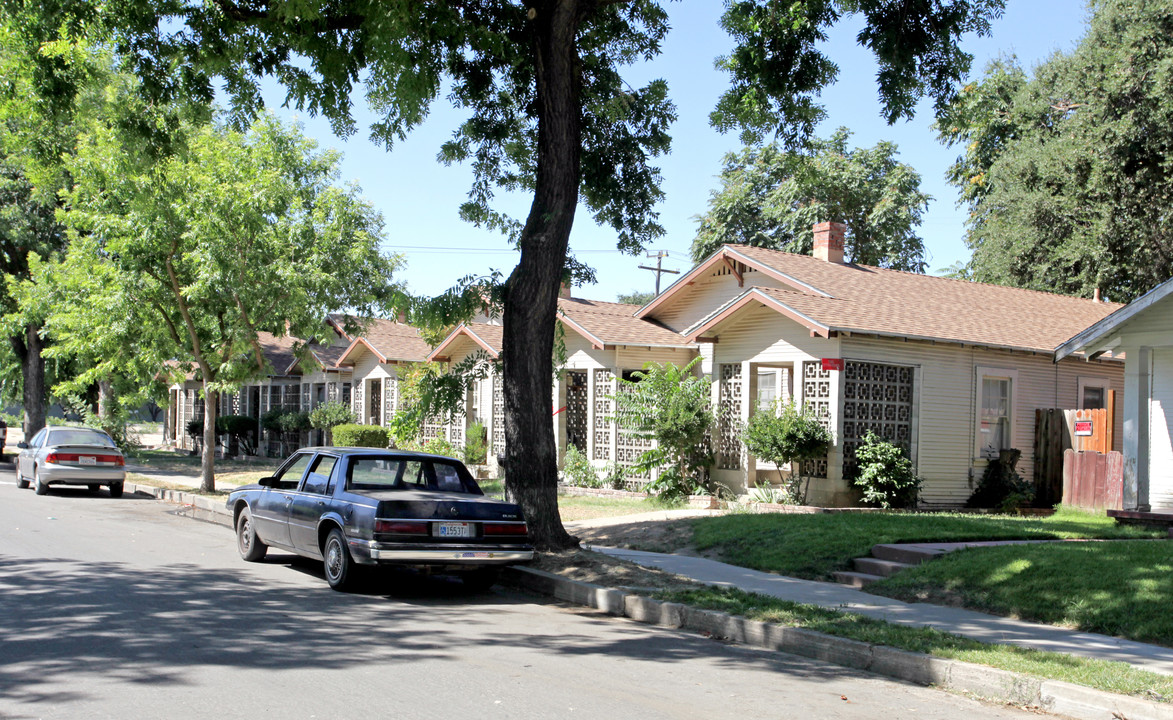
[821,358,844,372]
[1074,420,1094,436]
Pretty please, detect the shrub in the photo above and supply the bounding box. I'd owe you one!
[332,423,391,448]
[421,436,459,458]
[216,414,258,455]
[463,421,488,465]
[742,400,833,505]
[602,462,628,490]
[309,401,355,443]
[562,445,602,488]
[967,448,1035,511]
[260,409,286,434]
[852,431,921,509]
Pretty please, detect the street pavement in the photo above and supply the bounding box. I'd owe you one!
[0,473,1037,720]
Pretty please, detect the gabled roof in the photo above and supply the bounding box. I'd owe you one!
[428,322,503,362]
[1055,276,1173,361]
[557,297,690,349]
[669,245,1124,354]
[336,317,431,366]
[253,332,302,376]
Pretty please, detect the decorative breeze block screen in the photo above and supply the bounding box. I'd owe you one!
[801,361,832,479]
[842,361,914,471]
[717,363,742,470]
[491,378,505,455]
[592,369,614,461]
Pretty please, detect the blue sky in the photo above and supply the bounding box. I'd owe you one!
[262,2,1092,304]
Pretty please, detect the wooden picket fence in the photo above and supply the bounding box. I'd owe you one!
[1034,401,1114,507]
[1061,449,1123,511]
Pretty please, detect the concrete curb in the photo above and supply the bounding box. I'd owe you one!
[126,481,234,528]
[502,566,1173,720]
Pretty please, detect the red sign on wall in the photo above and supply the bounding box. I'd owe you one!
[821,358,844,372]
[1074,419,1094,436]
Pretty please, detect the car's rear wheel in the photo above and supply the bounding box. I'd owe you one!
[461,567,501,593]
[33,469,48,495]
[323,528,358,591]
[109,483,124,499]
[15,466,28,489]
[236,507,267,562]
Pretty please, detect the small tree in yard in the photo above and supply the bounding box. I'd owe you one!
[613,358,715,501]
[853,431,921,509]
[742,401,833,505]
[309,401,355,445]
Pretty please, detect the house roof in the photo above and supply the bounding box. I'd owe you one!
[557,297,690,349]
[428,322,503,362]
[668,245,1124,354]
[1055,275,1173,361]
[336,317,431,366]
[253,332,302,376]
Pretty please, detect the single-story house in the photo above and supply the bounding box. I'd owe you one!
[1056,277,1173,511]
[428,321,503,464]
[634,222,1126,505]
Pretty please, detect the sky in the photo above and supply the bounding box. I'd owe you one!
[259,1,1093,305]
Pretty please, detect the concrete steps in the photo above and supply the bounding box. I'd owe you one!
[834,543,946,588]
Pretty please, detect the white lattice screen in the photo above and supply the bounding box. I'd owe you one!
[592,369,614,461]
[842,361,914,470]
[717,363,743,470]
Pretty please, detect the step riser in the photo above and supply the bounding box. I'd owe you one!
[831,571,883,589]
[853,557,914,577]
[870,544,941,565]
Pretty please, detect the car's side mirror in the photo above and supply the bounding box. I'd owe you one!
[16,442,28,449]
[258,476,279,488]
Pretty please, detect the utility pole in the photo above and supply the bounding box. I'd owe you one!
[639,250,680,296]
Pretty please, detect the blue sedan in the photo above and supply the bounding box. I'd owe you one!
[226,447,533,591]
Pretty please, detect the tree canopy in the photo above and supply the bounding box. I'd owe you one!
[938,0,1173,302]
[691,128,931,269]
[49,112,400,490]
[6,0,1007,548]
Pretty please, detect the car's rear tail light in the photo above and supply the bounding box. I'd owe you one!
[45,453,123,465]
[483,523,529,537]
[374,520,430,535]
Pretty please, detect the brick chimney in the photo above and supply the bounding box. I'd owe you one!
[813,221,846,264]
[559,281,572,299]
[397,310,408,323]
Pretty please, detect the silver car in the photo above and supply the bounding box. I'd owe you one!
[16,426,127,497]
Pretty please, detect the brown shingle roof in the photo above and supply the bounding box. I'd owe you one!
[427,322,503,362]
[341,317,432,364]
[558,297,690,348]
[254,332,301,376]
[682,246,1124,353]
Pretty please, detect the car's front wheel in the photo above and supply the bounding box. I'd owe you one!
[88,484,100,493]
[323,528,358,591]
[15,465,28,490]
[235,507,267,562]
[33,469,48,495]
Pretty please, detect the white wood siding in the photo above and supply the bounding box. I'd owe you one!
[843,336,1124,506]
[1149,349,1173,508]
[652,268,786,333]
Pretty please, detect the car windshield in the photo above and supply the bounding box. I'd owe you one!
[49,429,117,448]
[346,456,483,495]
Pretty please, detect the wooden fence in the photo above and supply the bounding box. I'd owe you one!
[1034,399,1115,506]
[1061,449,1123,510]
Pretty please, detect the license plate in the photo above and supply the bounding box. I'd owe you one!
[435,522,471,538]
[79,456,97,466]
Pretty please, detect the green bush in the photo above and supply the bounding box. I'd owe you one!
[562,445,602,488]
[332,423,391,448]
[967,448,1035,511]
[603,462,628,490]
[742,400,833,505]
[216,414,258,455]
[309,401,355,434]
[421,436,459,458]
[463,421,488,465]
[277,411,311,434]
[852,431,921,509]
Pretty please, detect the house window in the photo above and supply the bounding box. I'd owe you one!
[976,367,1017,459]
[341,382,352,405]
[1078,377,1109,410]
[757,371,777,411]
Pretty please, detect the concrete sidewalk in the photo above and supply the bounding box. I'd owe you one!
[586,544,1173,677]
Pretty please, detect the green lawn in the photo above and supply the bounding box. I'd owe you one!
[127,448,284,475]
[870,539,1173,646]
[654,585,1173,701]
[478,479,665,522]
[691,506,1164,580]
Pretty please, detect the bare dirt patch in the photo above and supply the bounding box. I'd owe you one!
[568,517,699,555]
[530,549,705,594]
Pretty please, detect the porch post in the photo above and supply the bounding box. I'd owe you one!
[1123,347,1151,510]
[742,361,756,490]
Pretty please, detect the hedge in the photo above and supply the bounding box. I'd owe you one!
[332,423,391,448]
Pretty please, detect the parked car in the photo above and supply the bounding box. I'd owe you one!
[226,447,533,591]
[16,426,127,497]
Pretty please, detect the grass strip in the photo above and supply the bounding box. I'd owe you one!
[691,506,1163,579]
[870,539,1173,647]
[654,585,1173,702]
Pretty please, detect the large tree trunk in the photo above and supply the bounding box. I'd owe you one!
[97,379,114,421]
[11,323,47,439]
[201,386,218,493]
[501,0,583,551]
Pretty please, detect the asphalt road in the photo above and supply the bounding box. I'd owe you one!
[0,471,1036,720]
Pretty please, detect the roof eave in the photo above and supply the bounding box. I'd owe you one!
[1054,279,1173,361]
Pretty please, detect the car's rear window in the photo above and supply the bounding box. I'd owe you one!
[49,429,117,448]
[346,456,482,495]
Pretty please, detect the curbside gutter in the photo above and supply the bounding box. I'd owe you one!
[131,483,1171,720]
[501,566,1173,720]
